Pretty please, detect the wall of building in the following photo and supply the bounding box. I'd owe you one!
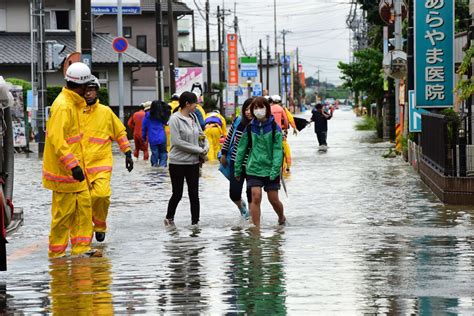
[94,12,178,88]
[4,0,30,32]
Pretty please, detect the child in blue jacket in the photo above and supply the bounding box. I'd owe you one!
[142,101,169,167]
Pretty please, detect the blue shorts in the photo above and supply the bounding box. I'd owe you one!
[247,175,281,192]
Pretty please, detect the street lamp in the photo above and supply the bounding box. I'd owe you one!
[247,78,252,99]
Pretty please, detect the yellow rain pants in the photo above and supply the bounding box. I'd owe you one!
[282,138,292,172]
[48,190,93,258]
[91,178,111,233]
[205,124,222,161]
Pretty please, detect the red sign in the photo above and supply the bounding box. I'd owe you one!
[112,37,129,53]
[227,34,238,86]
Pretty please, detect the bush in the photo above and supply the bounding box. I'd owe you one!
[355,115,377,131]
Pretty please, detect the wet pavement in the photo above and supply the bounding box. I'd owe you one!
[3,110,474,314]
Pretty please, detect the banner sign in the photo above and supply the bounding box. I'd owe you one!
[415,0,454,108]
[10,86,26,147]
[240,57,258,78]
[92,0,141,15]
[227,34,239,86]
[175,67,204,96]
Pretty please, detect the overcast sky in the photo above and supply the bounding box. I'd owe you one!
[182,0,352,85]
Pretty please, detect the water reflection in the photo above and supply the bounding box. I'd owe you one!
[158,231,209,313]
[222,228,286,314]
[48,256,113,314]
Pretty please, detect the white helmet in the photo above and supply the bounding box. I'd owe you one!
[65,62,91,84]
[86,75,100,89]
[272,95,282,103]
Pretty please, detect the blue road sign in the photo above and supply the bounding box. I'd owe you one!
[112,37,129,53]
[252,83,262,97]
[409,90,428,132]
[240,70,258,78]
[235,86,243,96]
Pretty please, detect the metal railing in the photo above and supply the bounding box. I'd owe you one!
[420,112,455,176]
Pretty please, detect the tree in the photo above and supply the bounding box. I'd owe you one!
[338,48,384,113]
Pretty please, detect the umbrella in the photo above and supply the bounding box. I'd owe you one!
[280,170,288,197]
[294,117,310,131]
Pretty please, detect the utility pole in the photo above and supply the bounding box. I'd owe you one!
[406,0,414,140]
[192,11,196,51]
[394,0,402,135]
[205,0,212,100]
[259,39,263,86]
[277,52,281,98]
[167,0,176,94]
[273,0,277,59]
[266,35,270,92]
[155,0,164,100]
[217,6,223,110]
[317,67,321,102]
[34,0,46,156]
[80,0,92,68]
[118,0,124,122]
[281,29,290,107]
[296,46,300,112]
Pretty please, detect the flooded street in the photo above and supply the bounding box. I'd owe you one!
[3,110,474,314]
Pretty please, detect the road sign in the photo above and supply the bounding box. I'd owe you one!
[252,83,262,97]
[235,86,243,96]
[92,0,141,15]
[112,37,129,53]
[409,90,428,132]
[240,57,258,78]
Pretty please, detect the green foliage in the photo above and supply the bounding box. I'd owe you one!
[455,0,470,33]
[355,115,377,131]
[441,108,461,143]
[456,45,474,102]
[5,78,110,107]
[338,48,384,107]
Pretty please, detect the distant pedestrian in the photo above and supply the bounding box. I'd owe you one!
[234,96,286,227]
[127,102,150,160]
[165,92,209,226]
[310,103,333,148]
[220,98,254,219]
[204,110,227,161]
[142,100,170,168]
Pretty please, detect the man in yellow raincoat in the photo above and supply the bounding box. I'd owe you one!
[83,76,134,242]
[43,62,100,258]
[204,110,227,161]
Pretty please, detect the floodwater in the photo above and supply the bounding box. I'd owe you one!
[2,110,474,314]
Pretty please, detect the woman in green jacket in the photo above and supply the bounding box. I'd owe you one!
[234,97,286,227]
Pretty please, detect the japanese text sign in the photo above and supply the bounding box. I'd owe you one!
[415,0,454,108]
[227,34,239,86]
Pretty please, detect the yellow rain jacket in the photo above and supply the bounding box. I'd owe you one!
[204,112,228,161]
[43,88,88,193]
[169,100,180,113]
[81,100,131,182]
[284,108,297,130]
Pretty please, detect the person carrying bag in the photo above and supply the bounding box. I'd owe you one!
[219,98,254,220]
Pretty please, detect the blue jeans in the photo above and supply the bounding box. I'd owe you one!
[150,143,168,167]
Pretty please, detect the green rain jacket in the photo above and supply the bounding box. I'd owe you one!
[234,116,283,181]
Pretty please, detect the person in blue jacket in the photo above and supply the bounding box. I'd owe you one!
[142,100,168,167]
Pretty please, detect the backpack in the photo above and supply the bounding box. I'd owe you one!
[246,119,277,153]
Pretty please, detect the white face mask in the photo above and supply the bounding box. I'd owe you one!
[254,108,266,119]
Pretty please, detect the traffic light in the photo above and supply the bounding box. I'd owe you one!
[52,43,66,70]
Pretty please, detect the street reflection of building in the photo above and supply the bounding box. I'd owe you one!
[48,257,113,315]
[159,235,209,313]
[221,229,287,314]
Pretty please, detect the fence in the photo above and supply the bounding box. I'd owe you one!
[420,112,455,176]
